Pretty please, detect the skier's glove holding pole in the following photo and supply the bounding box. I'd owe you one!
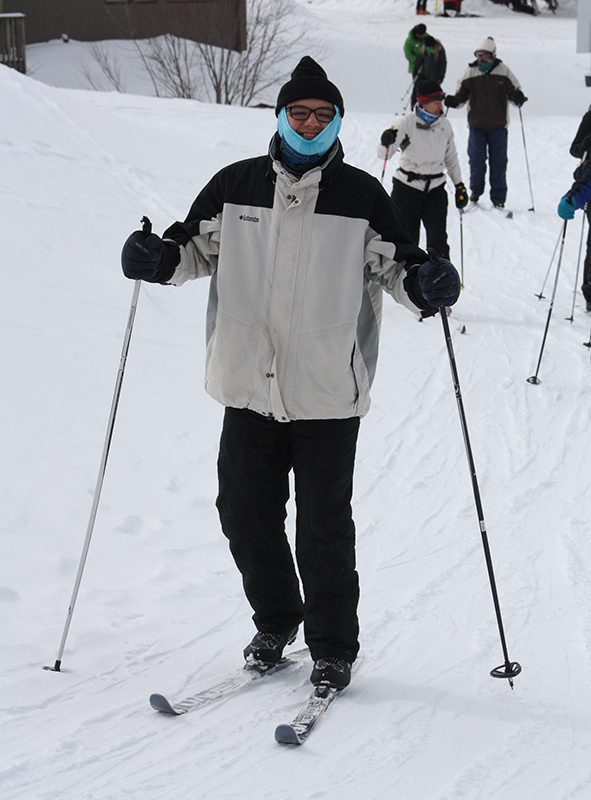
[377,127,397,160]
[557,195,576,221]
[417,252,461,310]
[509,89,528,108]
[454,182,469,210]
[121,224,179,283]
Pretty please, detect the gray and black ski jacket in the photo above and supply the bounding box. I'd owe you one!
[160,136,429,422]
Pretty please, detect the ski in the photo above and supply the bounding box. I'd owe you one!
[464,203,513,219]
[274,683,342,745]
[150,647,308,716]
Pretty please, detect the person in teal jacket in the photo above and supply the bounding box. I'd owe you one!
[403,24,427,74]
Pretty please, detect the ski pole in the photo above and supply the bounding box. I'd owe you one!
[535,225,562,300]
[403,77,417,112]
[527,219,568,385]
[433,253,521,688]
[566,210,586,323]
[400,79,413,106]
[440,307,521,687]
[44,216,150,673]
[380,155,389,185]
[518,107,535,212]
[459,209,465,289]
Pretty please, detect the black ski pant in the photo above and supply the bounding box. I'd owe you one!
[391,178,450,259]
[582,205,591,303]
[216,407,360,664]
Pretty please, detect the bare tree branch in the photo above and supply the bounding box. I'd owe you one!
[131,39,162,98]
[141,34,202,100]
[81,42,126,93]
[99,0,324,106]
[197,0,304,107]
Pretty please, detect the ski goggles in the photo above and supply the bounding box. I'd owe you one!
[474,50,494,61]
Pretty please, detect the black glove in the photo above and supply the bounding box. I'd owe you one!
[444,94,459,109]
[509,89,527,107]
[417,255,461,309]
[454,182,468,210]
[380,128,397,148]
[121,231,177,283]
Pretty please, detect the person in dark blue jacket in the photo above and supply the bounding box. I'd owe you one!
[557,108,591,310]
[558,164,591,219]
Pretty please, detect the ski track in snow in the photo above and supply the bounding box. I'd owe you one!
[2,1,591,798]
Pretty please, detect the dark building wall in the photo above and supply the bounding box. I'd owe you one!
[0,0,246,51]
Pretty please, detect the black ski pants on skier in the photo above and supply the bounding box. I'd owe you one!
[391,178,450,259]
[216,407,361,664]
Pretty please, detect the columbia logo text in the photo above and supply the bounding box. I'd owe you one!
[239,214,260,223]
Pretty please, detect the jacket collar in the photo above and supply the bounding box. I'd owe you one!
[414,113,443,131]
[266,133,344,188]
[469,56,502,71]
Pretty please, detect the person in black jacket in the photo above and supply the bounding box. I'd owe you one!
[119,57,461,690]
[411,36,446,109]
[569,106,591,162]
[563,107,591,311]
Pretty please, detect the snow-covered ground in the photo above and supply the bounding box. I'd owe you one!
[2,1,591,798]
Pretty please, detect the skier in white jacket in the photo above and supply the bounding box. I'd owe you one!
[378,79,468,259]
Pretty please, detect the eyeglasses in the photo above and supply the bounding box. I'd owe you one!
[286,105,336,123]
[474,51,494,61]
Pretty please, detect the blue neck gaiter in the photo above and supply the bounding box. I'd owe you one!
[478,59,495,74]
[279,138,328,174]
[416,106,440,126]
[277,106,342,157]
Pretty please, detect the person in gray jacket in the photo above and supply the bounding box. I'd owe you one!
[121,56,461,690]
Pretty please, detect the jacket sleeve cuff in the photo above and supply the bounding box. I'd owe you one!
[403,263,437,318]
[154,241,181,284]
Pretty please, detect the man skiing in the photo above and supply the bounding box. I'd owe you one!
[120,56,461,690]
[378,79,468,262]
[411,35,446,110]
[445,36,527,209]
[403,23,428,77]
[557,107,591,310]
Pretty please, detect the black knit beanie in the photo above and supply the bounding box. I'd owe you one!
[416,79,445,103]
[275,56,345,117]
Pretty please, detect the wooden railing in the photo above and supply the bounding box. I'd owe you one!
[0,13,26,73]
